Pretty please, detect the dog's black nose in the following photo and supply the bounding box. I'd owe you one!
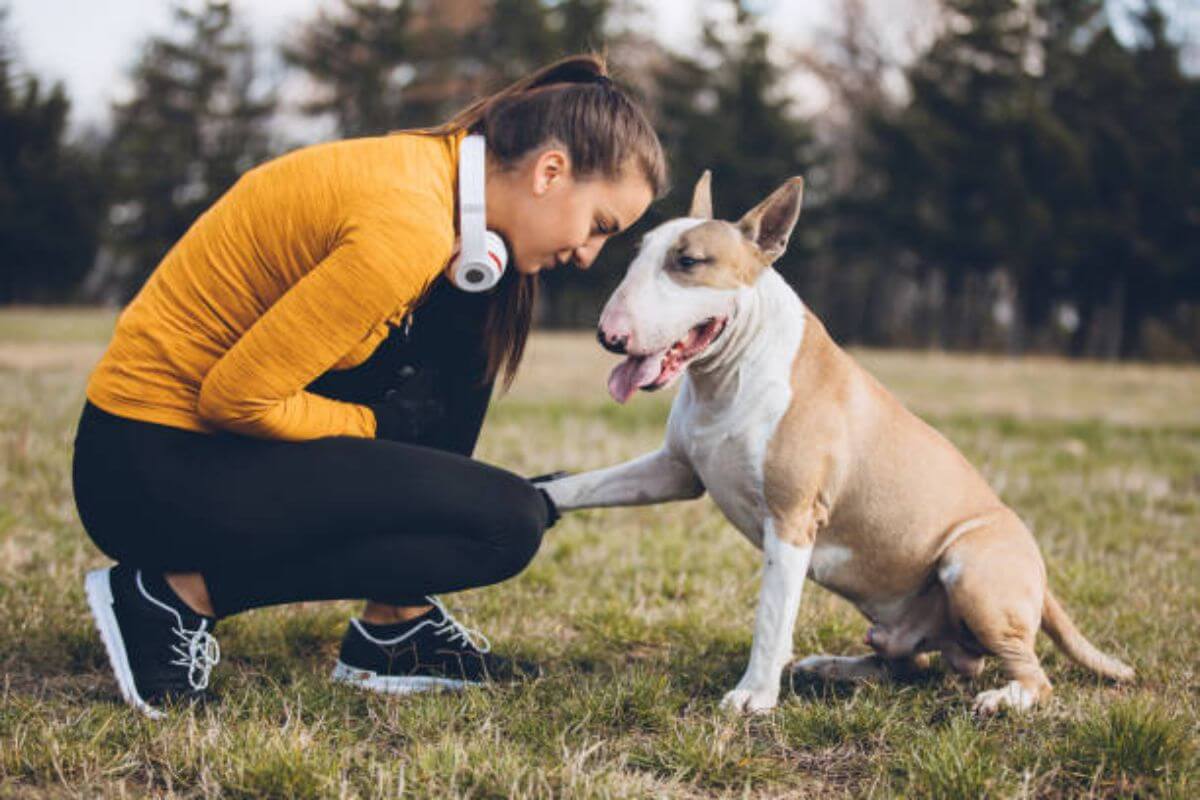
[597,328,628,354]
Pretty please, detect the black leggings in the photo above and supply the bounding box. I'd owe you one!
[71,279,550,618]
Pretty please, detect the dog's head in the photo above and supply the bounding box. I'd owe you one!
[599,172,805,403]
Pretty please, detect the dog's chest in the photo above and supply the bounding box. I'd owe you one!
[668,368,794,544]
[667,271,808,545]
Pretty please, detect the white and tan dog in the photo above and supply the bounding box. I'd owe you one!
[540,173,1134,715]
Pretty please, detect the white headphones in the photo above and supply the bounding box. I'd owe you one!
[449,134,509,292]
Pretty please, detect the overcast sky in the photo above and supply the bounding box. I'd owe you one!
[5,0,820,135]
[6,0,1197,138]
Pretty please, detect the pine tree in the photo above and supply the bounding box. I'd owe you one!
[1106,4,1200,357]
[282,0,416,136]
[284,0,628,137]
[865,0,1039,348]
[95,0,276,302]
[0,5,103,303]
[853,0,1198,356]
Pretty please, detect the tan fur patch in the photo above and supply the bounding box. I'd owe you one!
[761,311,1023,604]
[762,313,848,548]
[665,221,764,290]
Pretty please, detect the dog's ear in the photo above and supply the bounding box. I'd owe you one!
[737,176,804,263]
[689,170,713,219]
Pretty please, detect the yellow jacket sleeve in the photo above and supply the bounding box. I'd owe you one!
[196,215,449,441]
[195,244,383,440]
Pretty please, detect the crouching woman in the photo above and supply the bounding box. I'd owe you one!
[72,54,665,717]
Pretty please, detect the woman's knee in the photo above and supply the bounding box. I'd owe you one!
[479,478,548,582]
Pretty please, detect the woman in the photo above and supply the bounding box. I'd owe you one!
[72,54,667,718]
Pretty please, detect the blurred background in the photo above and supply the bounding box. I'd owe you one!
[1,0,1197,360]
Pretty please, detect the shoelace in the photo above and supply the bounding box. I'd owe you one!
[429,596,492,654]
[168,619,221,691]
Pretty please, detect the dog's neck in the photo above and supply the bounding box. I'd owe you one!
[686,268,803,402]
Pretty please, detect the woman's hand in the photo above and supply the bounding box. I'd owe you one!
[368,367,446,441]
[529,471,571,528]
[529,471,571,485]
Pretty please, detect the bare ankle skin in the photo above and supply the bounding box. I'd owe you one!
[361,601,434,625]
[165,572,215,617]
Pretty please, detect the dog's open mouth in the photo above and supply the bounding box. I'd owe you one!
[607,316,728,404]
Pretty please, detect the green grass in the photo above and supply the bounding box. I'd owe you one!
[0,306,117,344]
[1,309,1198,798]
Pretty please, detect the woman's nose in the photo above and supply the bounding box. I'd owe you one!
[574,242,601,269]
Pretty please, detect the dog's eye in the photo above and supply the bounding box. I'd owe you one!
[678,255,699,268]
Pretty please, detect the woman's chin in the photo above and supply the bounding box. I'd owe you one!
[511,256,548,275]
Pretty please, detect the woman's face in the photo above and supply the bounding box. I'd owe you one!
[488,147,654,275]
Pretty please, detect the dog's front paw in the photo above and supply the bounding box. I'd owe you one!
[719,685,779,714]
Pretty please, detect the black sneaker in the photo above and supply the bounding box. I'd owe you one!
[84,565,220,718]
[331,597,540,694]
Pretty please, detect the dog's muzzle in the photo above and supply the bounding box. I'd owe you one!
[597,327,629,355]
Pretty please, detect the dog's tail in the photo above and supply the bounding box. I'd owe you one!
[1041,590,1135,682]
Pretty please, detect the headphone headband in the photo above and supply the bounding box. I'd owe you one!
[451,134,508,292]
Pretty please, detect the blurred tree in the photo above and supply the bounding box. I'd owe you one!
[788,0,922,345]
[859,0,1039,349]
[285,0,636,135]
[1055,4,1200,357]
[401,0,559,126]
[281,0,416,137]
[0,4,103,303]
[853,0,1199,357]
[92,0,276,303]
[654,1,816,224]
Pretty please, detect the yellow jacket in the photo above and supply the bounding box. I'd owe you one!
[86,130,465,441]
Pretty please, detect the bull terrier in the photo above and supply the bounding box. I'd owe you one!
[539,172,1134,715]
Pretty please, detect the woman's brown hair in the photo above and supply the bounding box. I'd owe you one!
[418,53,668,390]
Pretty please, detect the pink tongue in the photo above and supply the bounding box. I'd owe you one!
[607,351,667,403]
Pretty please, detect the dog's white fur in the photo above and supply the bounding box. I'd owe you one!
[542,173,1135,715]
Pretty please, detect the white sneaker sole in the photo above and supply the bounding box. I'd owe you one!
[84,568,165,719]
[330,661,480,694]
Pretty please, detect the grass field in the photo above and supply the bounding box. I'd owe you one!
[1,307,1197,798]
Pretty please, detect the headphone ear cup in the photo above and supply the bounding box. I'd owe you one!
[484,230,509,274]
[451,230,508,292]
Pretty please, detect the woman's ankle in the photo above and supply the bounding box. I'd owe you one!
[362,601,433,625]
[165,572,216,617]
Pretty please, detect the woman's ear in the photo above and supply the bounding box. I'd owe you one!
[531,147,570,196]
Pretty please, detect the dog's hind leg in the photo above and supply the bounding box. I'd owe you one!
[940,519,1052,715]
[967,625,1050,716]
[941,641,985,678]
[790,653,929,683]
